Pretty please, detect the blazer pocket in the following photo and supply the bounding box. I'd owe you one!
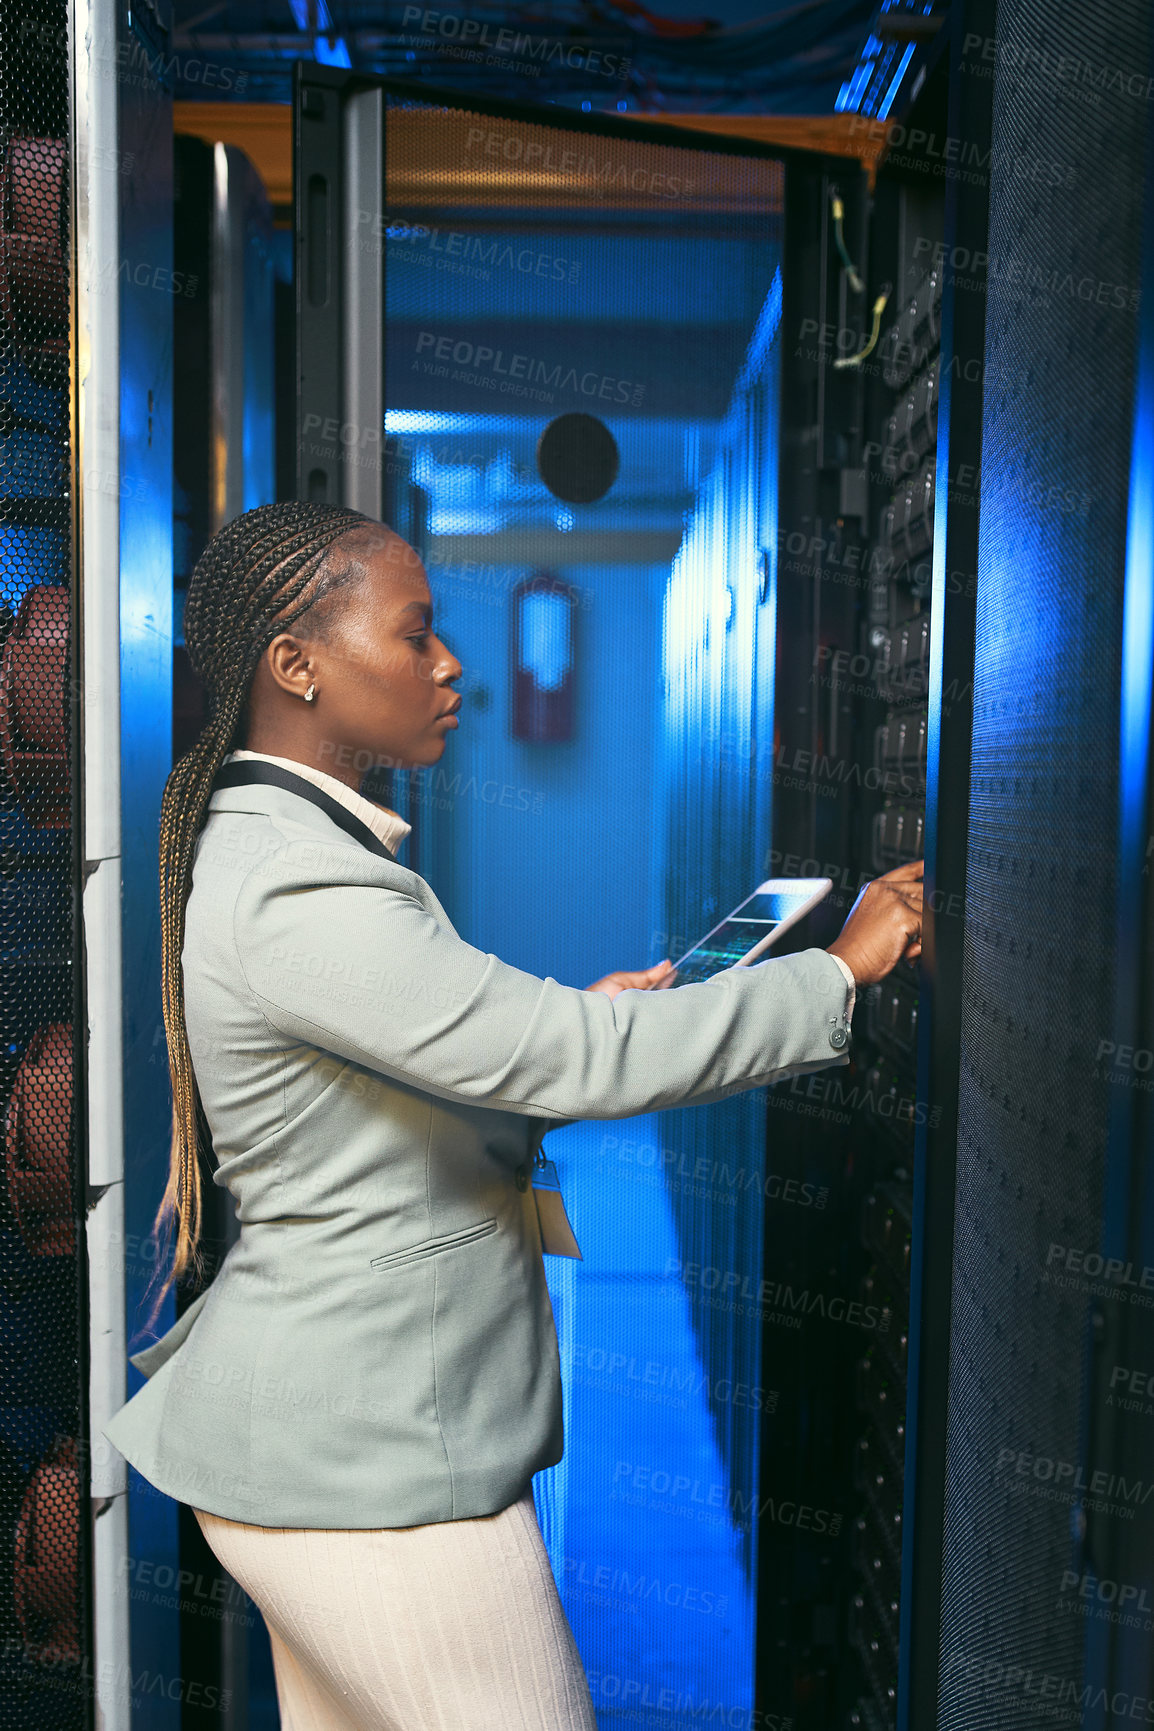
[369,1217,498,1272]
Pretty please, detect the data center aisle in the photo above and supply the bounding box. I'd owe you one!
[538,1118,757,1731]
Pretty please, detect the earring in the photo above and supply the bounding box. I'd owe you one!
[304,683,316,703]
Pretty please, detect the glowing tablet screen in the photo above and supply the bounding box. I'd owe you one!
[669,887,824,987]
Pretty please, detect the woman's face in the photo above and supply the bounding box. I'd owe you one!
[252,525,464,777]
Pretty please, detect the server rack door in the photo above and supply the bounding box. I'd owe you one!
[295,70,887,1731]
[0,0,93,1726]
[761,7,1005,1721]
[775,2,1154,1728]
[931,0,1154,1727]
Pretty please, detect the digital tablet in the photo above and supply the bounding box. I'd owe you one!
[667,878,833,987]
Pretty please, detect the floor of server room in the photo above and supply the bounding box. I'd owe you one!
[540,1117,757,1730]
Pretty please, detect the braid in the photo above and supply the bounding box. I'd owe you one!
[145,501,370,1325]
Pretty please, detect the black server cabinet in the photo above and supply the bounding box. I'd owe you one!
[760,41,970,1726]
[934,0,1154,1727]
[765,2,1154,1729]
[0,0,91,1725]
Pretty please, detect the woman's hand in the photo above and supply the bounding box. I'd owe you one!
[583,959,677,1001]
[826,858,924,988]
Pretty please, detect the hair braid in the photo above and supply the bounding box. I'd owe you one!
[146,501,371,1326]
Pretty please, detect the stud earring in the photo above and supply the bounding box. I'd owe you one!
[304,683,316,703]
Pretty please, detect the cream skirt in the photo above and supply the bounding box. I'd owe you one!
[192,1487,597,1731]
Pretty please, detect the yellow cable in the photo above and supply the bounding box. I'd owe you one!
[833,292,890,370]
[831,193,865,293]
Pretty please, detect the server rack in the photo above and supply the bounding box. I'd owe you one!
[757,12,991,1726]
[845,110,946,1731]
[933,0,1154,1725]
[847,64,950,1731]
[0,0,92,1725]
[764,3,1154,1728]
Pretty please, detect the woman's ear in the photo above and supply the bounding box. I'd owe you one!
[264,632,316,701]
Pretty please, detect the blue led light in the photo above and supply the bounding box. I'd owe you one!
[314,34,351,66]
[835,35,884,115]
[288,0,326,25]
[385,410,531,436]
[863,43,896,115]
[287,0,350,66]
[1119,258,1154,906]
[837,2,929,119]
[878,41,917,120]
[733,268,783,398]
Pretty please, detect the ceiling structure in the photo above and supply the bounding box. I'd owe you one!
[166,0,944,569]
[166,0,941,116]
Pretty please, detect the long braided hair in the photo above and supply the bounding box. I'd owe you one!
[147,501,373,1320]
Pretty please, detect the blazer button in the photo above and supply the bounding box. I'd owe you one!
[514,1164,530,1192]
[829,1025,849,1050]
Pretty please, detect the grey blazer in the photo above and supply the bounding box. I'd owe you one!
[102,762,854,1527]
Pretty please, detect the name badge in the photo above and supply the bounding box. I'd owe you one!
[532,1155,582,1259]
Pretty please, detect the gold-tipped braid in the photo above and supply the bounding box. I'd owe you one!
[144,502,371,1333]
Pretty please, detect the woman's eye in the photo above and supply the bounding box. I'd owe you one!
[409,632,429,646]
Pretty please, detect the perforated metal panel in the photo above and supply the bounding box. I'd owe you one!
[0,1,87,1724]
[938,0,1152,1721]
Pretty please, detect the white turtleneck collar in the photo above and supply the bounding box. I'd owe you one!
[225,750,412,857]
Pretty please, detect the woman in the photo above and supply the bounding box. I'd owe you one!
[103,501,922,1730]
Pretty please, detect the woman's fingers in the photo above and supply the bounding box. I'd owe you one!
[881,885,923,920]
[619,961,675,989]
[882,856,924,882]
[828,864,926,986]
[583,959,676,997]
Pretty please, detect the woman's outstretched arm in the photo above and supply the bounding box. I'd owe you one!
[230,836,856,1124]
